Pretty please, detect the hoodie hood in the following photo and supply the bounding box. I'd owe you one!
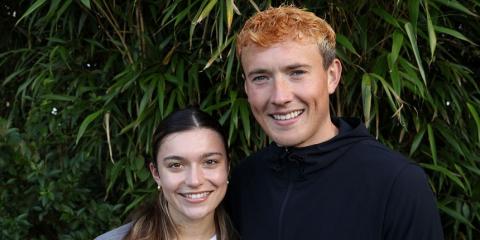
[268,117,375,180]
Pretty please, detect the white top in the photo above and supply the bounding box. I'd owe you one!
[95,222,133,240]
[95,222,217,240]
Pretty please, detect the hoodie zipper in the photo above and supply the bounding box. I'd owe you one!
[278,180,293,240]
[277,147,294,240]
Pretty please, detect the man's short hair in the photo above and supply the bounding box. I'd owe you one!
[236,5,337,69]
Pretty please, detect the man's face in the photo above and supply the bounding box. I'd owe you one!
[242,40,342,147]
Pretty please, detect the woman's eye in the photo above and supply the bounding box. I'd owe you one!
[204,159,218,166]
[168,162,182,168]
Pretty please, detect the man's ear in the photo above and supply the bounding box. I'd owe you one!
[149,162,162,186]
[327,58,342,94]
[243,73,249,96]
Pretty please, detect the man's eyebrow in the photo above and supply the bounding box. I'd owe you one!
[284,63,311,70]
[246,68,270,78]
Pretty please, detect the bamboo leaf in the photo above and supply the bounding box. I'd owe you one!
[409,127,426,156]
[434,25,477,46]
[204,36,235,70]
[76,110,103,144]
[247,0,260,12]
[196,0,218,24]
[161,1,180,26]
[219,108,231,125]
[437,203,475,228]
[16,0,47,25]
[437,124,465,156]
[361,73,372,128]
[432,0,478,17]
[125,168,134,189]
[336,34,360,57]
[80,0,91,9]
[391,31,404,64]
[226,0,234,33]
[156,75,166,118]
[123,194,146,215]
[466,102,480,146]
[387,55,401,95]
[239,99,251,145]
[106,161,124,195]
[408,0,420,31]
[372,8,400,28]
[223,47,235,93]
[420,163,465,192]
[404,22,427,85]
[370,73,401,115]
[454,164,471,195]
[463,164,480,177]
[427,124,437,165]
[41,94,76,102]
[425,1,437,60]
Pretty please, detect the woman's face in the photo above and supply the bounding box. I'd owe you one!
[150,128,229,224]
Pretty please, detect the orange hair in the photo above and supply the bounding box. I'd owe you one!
[236,5,337,69]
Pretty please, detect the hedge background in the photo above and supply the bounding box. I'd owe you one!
[1,0,479,239]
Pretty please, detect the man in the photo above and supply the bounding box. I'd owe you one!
[227,6,443,240]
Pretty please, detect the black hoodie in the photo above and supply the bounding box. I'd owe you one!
[227,118,443,240]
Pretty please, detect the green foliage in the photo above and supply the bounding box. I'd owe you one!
[1,0,479,239]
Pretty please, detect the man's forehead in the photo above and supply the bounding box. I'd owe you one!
[241,37,318,51]
[240,40,322,68]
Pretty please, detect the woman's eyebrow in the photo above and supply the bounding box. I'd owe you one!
[163,155,185,161]
[201,152,223,158]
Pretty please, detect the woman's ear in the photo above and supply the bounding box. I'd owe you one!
[149,162,162,186]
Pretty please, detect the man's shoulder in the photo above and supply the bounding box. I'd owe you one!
[350,138,411,166]
[338,137,426,184]
[95,222,133,240]
[235,144,277,168]
[230,144,277,183]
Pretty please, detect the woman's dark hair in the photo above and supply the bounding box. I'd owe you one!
[151,107,228,166]
[123,107,236,240]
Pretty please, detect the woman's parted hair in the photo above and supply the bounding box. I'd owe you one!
[236,5,337,69]
[124,107,236,240]
[151,107,228,166]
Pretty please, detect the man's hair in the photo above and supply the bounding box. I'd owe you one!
[236,5,337,69]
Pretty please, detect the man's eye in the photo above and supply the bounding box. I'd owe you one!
[252,75,268,82]
[291,70,306,76]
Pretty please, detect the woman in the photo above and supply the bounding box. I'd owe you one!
[96,107,236,240]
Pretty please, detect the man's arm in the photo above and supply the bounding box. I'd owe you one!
[383,163,444,240]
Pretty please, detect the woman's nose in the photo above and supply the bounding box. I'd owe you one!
[185,166,204,187]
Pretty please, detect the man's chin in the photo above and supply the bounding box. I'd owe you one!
[271,135,301,148]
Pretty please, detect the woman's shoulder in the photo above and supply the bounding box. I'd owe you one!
[95,222,133,240]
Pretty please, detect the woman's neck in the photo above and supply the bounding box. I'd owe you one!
[173,213,216,240]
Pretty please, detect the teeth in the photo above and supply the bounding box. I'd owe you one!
[184,192,210,199]
[272,110,303,120]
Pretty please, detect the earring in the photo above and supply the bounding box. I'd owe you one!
[157,185,161,190]
[227,180,230,184]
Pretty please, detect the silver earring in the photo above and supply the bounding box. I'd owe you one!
[157,185,161,190]
[227,180,230,184]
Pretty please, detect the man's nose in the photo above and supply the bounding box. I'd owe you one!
[271,76,293,105]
